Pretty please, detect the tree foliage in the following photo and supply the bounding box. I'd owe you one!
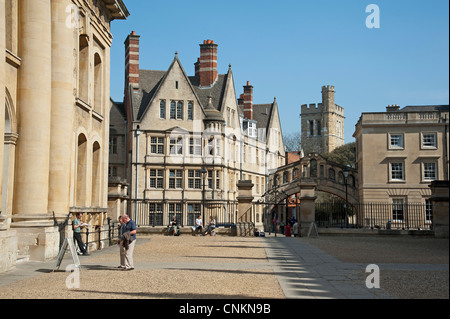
[283,132,302,152]
[323,142,356,167]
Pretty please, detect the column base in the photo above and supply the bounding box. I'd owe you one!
[0,230,18,273]
[14,226,60,262]
[10,214,54,228]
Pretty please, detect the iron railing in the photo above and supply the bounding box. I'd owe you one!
[134,200,238,227]
[316,202,433,230]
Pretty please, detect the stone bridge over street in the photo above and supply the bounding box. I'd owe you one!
[264,153,359,235]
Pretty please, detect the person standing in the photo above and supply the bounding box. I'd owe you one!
[285,223,291,237]
[293,222,299,237]
[121,214,137,271]
[117,216,126,269]
[73,212,89,256]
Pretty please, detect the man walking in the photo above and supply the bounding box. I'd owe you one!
[120,214,137,271]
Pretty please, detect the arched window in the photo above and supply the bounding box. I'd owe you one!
[348,175,355,187]
[94,53,103,114]
[338,171,345,184]
[310,159,317,177]
[92,142,101,206]
[5,0,14,52]
[292,168,299,180]
[283,171,289,184]
[328,168,336,181]
[78,35,89,103]
[76,134,88,206]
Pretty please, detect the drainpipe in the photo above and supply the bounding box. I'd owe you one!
[135,126,141,223]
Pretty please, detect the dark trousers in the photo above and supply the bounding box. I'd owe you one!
[74,232,87,254]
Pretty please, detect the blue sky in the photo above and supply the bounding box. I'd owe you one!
[110,0,449,144]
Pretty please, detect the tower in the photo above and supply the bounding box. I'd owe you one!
[300,85,345,155]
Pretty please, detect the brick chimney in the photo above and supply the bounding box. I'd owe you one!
[124,31,140,89]
[197,40,218,87]
[243,81,254,120]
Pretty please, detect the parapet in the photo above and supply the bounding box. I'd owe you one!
[301,103,324,113]
[322,85,335,92]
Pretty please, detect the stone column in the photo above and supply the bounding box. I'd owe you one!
[429,181,449,238]
[299,183,317,237]
[48,0,74,220]
[13,0,53,227]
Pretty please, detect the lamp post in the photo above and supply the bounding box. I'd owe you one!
[201,166,207,225]
[343,165,349,228]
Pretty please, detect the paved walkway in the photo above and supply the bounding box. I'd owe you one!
[264,236,392,299]
[0,234,448,299]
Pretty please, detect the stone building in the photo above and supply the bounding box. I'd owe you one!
[300,85,345,155]
[353,104,449,226]
[112,33,285,230]
[1,0,128,272]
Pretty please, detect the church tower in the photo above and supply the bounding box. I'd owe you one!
[300,85,345,155]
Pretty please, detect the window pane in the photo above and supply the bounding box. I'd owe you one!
[177,101,183,120]
[424,163,436,181]
[170,101,176,119]
[391,163,404,180]
[188,102,193,120]
[390,134,403,148]
[160,100,165,119]
[423,134,436,147]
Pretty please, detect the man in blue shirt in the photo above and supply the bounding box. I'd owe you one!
[120,214,137,271]
[73,213,89,256]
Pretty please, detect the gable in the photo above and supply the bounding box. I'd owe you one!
[138,57,205,131]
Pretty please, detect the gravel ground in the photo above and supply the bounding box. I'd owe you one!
[301,236,449,299]
[0,235,285,299]
[0,234,447,299]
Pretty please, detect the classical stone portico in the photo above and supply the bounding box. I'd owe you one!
[1,0,129,272]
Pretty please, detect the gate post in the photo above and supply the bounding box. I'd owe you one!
[237,180,254,236]
[299,183,317,237]
[429,181,449,238]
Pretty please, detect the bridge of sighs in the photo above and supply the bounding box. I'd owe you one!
[263,153,358,236]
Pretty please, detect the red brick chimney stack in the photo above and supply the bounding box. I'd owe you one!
[125,31,140,88]
[198,40,218,87]
[243,81,254,120]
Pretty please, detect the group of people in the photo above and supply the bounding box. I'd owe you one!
[72,212,218,273]
[167,215,216,236]
[271,216,299,237]
[72,212,137,271]
[193,215,216,236]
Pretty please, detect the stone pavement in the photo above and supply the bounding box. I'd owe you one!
[0,233,448,300]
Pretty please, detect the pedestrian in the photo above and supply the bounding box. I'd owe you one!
[120,214,137,271]
[285,223,291,237]
[293,222,299,237]
[72,212,89,256]
[275,218,280,237]
[117,216,126,269]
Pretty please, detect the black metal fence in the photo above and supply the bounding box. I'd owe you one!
[316,202,433,230]
[134,200,238,227]
[79,218,123,253]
